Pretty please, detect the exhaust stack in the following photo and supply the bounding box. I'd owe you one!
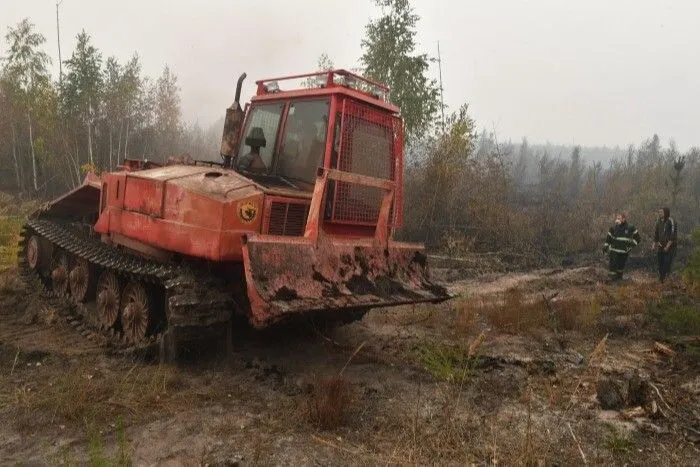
[220,72,247,169]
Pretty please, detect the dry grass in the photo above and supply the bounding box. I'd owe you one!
[0,215,25,268]
[0,268,23,295]
[5,361,186,434]
[305,375,355,429]
[484,288,601,334]
[598,281,661,315]
[454,298,479,334]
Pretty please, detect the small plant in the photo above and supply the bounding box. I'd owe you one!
[80,162,101,175]
[417,342,481,384]
[83,417,131,467]
[0,215,24,267]
[87,422,107,467]
[651,303,700,336]
[116,416,131,466]
[604,429,635,453]
[306,375,355,429]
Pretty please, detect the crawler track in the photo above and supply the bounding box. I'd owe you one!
[18,216,235,360]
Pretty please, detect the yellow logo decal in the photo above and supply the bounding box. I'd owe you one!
[238,201,258,224]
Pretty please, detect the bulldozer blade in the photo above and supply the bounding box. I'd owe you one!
[241,234,452,328]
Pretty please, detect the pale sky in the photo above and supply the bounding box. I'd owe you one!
[2,0,698,151]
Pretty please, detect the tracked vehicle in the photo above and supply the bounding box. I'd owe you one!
[18,69,450,359]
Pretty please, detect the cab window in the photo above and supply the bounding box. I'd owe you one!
[278,100,329,185]
[237,102,284,170]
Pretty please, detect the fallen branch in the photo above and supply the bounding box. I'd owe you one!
[649,382,700,437]
[649,382,675,415]
[567,422,587,465]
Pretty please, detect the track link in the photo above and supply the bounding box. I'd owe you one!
[18,217,235,360]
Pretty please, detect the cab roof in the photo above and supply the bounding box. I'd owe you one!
[251,69,400,114]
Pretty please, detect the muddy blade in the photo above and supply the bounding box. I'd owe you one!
[241,235,451,328]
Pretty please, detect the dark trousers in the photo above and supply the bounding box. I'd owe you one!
[608,252,628,279]
[657,250,675,283]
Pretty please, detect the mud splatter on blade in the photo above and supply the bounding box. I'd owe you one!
[241,234,452,328]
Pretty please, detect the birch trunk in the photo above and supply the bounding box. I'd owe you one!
[28,112,38,192]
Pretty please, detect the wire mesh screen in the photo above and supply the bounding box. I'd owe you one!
[332,100,401,226]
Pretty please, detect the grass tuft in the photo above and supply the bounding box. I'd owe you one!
[604,428,635,453]
[417,342,481,384]
[306,375,355,429]
[483,288,601,334]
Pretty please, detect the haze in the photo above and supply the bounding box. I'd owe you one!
[2,0,698,150]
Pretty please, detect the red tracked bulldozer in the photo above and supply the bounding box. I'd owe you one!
[18,69,451,359]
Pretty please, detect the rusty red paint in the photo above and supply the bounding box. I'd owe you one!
[70,69,448,329]
[241,234,449,328]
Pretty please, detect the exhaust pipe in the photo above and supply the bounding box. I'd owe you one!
[221,72,247,169]
[235,72,247,103]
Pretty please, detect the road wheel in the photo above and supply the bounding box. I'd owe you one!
[51,252,71,296]
[97,271,121,329]
[26,235,42,271]
[69,258,94,302]
[121,281,151,343]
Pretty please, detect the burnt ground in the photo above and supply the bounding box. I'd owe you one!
[0,264,698,466]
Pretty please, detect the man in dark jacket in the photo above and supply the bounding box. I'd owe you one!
[603,212,641,281]
[653,207,678,283]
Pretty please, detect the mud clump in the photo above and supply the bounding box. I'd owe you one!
[272,286,298,301]
[346,275,376,295]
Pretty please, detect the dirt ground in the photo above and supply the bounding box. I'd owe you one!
[0,264,698,466]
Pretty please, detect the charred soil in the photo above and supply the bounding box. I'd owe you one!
[0,264,698,465]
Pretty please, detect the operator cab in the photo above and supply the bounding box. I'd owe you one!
[231,69,400,194]
[235,99,329,191]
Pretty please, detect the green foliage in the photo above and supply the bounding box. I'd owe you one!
[647,290,700,337]
[360,0,440,143]
[401,104,477,242]
[0,215,24,267]
[302,53,334,88]
[116,416,131,466]
[62,30,103,120]
[604,428,635,453]
[2,18,51,97]
[416,342,480,384]
[80,162,99,175]
[85,419,132,467]
[660,305,700,335]
[0,18,192,197]
[153,65,182,157]
[401,121,700,262]
[87,423,108,467]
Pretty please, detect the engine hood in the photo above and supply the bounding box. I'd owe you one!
[127,165,263,201]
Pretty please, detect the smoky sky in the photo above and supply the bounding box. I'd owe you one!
[2,0,699,151]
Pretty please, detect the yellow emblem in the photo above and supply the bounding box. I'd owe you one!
[238,201,258,224]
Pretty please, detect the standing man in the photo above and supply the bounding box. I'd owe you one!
[603,212,641,281]
[653,207,678,283]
